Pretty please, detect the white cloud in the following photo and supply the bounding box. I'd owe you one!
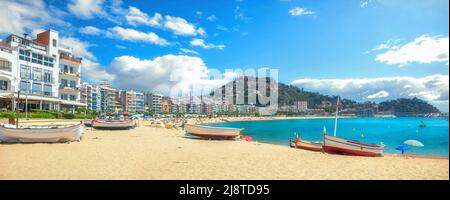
[164,15,206,36]
[291,75,449,111]
[190,39,225,50]
[179,48,199,55]
[82,58,116,82]
[372,40,392,51]
[206,15,217,22]
[60,37,97,60]
[67,0,106,19]
[110,55,214,93]
[289,7,315,16]
[0,0,68,35]
[196,11,203,17]
[360,0,371,8]
[216,25,229,32]
[125,6,162,27]
[109,0,126,15]
[366,90,389,99]
[79,26,102,35]
[106,26,169,46]
[375,35,449,66]
[234,6,251,22]
[120,6,206,37]
[115,44,127,49]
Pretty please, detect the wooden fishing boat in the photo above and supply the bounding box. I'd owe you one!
[323,134,384,157]
[0,123,83,143]
[84,120,93,127]
[184,124,243,139]
[290,137,323,151]
[322,97,384,157]
[92,119,135,130]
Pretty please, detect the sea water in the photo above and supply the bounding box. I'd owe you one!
[206,117,449,157]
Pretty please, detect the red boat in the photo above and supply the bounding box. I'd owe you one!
[289,133,323,152]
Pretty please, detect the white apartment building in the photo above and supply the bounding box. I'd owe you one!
[80,82,100,113]
[0,42,18,110]
[0,30,85,112]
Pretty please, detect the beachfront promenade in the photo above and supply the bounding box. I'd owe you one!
[0,118,448,180]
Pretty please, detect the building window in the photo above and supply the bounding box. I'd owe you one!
[70,80,76,88]
[32,82,42,95]
[20,81,30,93]
[19,49,31,62]
[20,65,31,79]
[70,95,76,101]
[33,67,42,81]
[44,70,52,83]
[0,59,11,72]
[0,80,8,90]
[44,84,52,96]
[69,66,74,73]
[61,79,68,87]
[53,39,57,47]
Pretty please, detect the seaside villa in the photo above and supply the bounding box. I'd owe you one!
[0,29,85,113]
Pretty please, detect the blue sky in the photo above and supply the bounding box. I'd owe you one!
[0,0,448,111]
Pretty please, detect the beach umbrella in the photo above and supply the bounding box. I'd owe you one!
[404,139,424,147]
[395,145,411,154]
[396,145,411,151]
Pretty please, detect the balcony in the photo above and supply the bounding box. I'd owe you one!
[59,70,80,78]
[59,86,80,92]
[60,54,82,64]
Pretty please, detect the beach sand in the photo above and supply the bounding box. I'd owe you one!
[0,119,448,180]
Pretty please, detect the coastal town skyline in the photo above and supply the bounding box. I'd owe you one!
[0,0,448,112]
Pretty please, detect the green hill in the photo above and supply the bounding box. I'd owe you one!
[210,76,440,115]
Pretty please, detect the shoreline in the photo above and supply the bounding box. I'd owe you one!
[1,119,448,180]
[185,116,449,159]
[184,115,355,125]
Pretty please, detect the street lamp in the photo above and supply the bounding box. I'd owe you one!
[24,48,31,120]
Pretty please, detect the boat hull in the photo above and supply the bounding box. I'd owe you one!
[0,123,83,143]
[290,138,323,151]
[323,135,383,157]
[185,124,242,139]
[92,120,135,130]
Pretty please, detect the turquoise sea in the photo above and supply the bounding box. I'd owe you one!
[205,117,449,157]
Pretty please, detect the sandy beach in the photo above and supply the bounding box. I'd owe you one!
[0,118,448,180]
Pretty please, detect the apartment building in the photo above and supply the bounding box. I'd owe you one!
[120,90,145,113]
[99,83,117,114]
[80,82,100,113]
[0,30,85,112]
[144,92,163,113]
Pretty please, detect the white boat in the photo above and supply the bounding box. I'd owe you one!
[184,124,243,139]
[322,97,384,157]
[92,119,135,130]
[0,123,83,143]
[323,134,384,157]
